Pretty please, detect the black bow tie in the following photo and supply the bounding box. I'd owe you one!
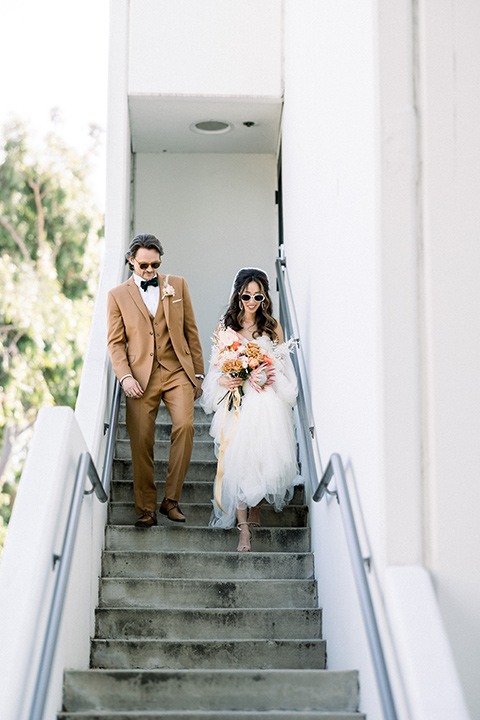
[140,276,159,291]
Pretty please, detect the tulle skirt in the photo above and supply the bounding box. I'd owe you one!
[208,380,301,528]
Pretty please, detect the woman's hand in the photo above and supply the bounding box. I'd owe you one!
[219,376,243,391]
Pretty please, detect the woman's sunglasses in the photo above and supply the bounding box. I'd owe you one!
[241,293,265,303]
[134,259,162,270]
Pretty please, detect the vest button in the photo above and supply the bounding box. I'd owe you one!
[150,331,153,335]
[150,352,153,356]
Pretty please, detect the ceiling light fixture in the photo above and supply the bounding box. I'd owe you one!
[190,120,233,135]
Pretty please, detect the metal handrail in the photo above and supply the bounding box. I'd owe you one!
[101,379,122,498]
[28,377,122,720]
[275,256,323,491]
[314,455,398,720]
[28,452,107,720]
[276,253,398,720]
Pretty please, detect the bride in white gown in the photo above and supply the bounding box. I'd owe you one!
[200,268,301,551]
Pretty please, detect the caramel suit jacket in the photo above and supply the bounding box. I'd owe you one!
[107,273,204,390]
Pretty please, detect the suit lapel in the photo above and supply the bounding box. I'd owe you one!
[126,276,151,324]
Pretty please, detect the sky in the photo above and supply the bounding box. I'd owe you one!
[0,0,110,211]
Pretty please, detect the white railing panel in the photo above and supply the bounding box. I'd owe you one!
[384,566,470,720]
[0,407,100,720]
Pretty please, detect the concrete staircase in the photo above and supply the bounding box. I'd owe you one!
[59,404,365,719]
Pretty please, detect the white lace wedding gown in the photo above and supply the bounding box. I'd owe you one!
[200,332,302,528]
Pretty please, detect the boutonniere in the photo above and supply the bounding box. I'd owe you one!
[161,275,176,301]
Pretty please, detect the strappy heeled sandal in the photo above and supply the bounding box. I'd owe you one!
[236,522,252,552]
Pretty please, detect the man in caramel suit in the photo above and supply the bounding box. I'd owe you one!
[107,233,204,527]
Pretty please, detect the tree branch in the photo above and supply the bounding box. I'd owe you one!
[0,424,19,489]
[27,177,55,276]
[27,178,46,250]
[0,419,34,494]
[0,216,31,261]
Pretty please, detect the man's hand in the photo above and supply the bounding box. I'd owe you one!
[194,378,203,401]
[122,376,144,399]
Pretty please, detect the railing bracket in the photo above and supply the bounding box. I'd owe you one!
[364,556,372,572]
[309,426,315,439]
[325,488,339,503]
[104,422,110,435]
[52,554,61,569]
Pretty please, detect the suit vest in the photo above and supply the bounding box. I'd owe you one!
[149,300,182,373]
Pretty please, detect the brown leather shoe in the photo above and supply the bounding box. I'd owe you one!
[160,498,186,523]
[135,510,158,528]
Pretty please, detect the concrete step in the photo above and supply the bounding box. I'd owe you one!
[117,422,212,442]
[118,403,210,423]
[94,608,323,641]
[105,526,311,554]
[62,669,360,713]
[109,480,306,506]
[115,439,216,462]
[101,551,314,580]
[108,502,308,528]
[90,638,326,670]
[98,578,317,609]
[60,405,363,720]
[112,460,217,483]
[59,712,365,719]
[109,480,212,504]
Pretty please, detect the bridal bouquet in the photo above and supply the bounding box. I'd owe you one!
[215,328,275,408]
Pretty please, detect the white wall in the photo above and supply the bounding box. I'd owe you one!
[376,1,423,568]
[417,1,480,714]
[282,0,475,717]
[133,153,279,356]
[282,1,383,716]
[128,0,283,97]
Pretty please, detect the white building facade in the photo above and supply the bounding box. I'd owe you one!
[101,1,480,716]
[1,2,479,719]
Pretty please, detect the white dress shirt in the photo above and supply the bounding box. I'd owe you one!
[133,271,160,317]
[120,273,160,386]
[120,274,203,385]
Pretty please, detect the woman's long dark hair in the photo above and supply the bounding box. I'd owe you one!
[223,268,278,340]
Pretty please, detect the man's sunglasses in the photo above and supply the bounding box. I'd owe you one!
[134,259,162,270]
[241,293,265,303]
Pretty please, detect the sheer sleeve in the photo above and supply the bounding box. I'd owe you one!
[272,341,298,407]
[199,326,225,414]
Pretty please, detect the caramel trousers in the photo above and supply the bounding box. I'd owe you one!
[125,364,195,515]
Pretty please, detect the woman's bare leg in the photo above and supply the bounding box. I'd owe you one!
[248,501,261,527]
[236,507,251,552]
